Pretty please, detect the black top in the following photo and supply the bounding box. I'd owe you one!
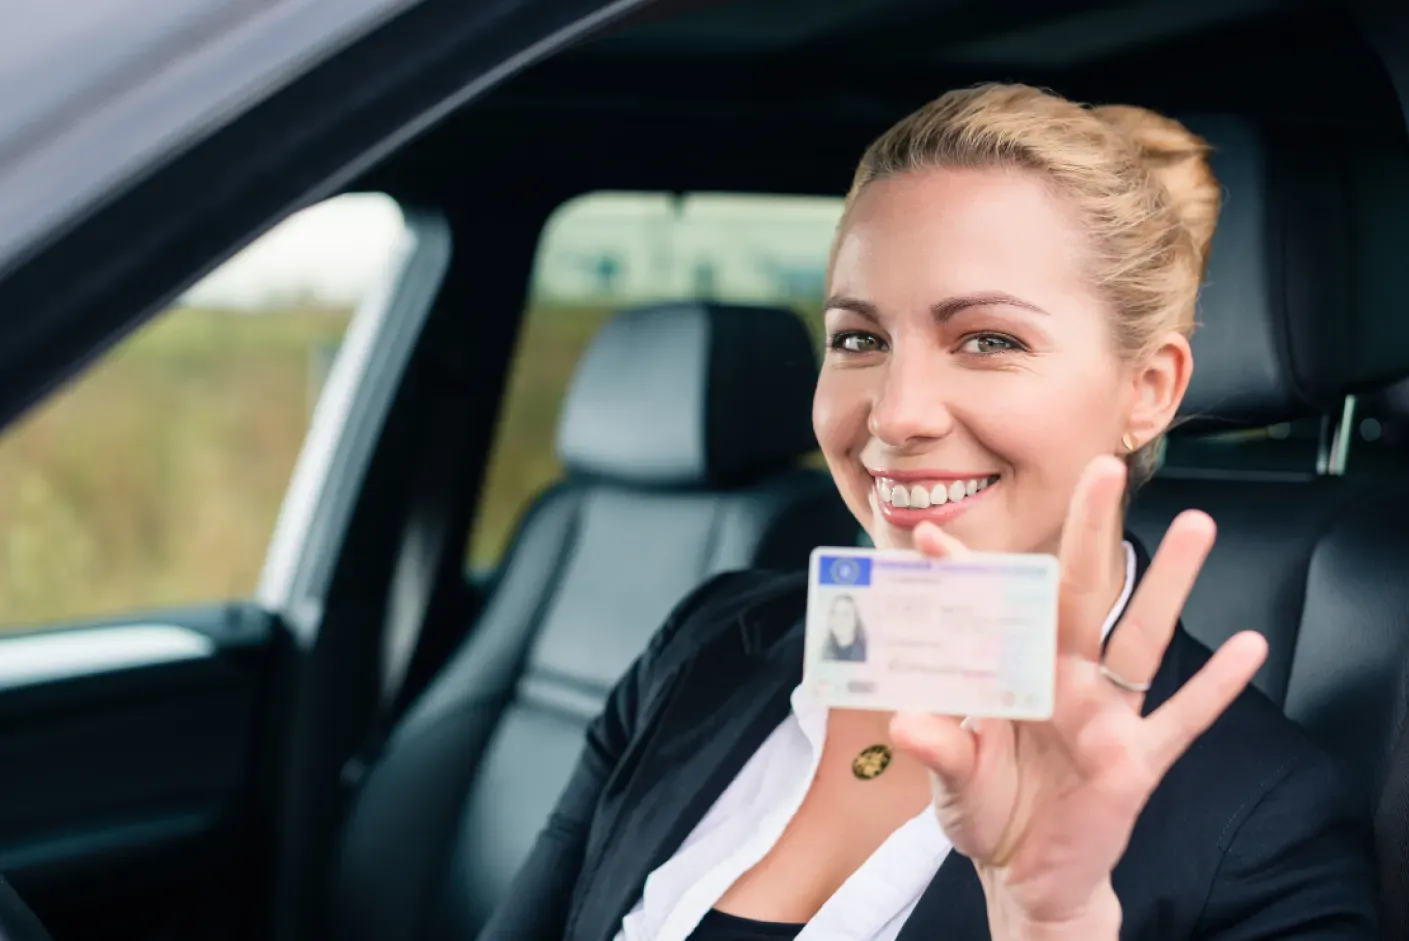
[685,910,804,941]
[822,629,867,662]
[478,540,1381,941]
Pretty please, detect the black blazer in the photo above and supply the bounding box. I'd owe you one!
[479,542,1381,940]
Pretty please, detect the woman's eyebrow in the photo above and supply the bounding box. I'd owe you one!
[933,292,1050,321]
[822,295,880,322]
[824,292,1050,323]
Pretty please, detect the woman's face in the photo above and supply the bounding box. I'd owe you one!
[814,167,1188,555]
[828,595,859,645]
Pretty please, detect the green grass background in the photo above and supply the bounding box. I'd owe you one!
[0,307,350,626]
[0,301,822,629]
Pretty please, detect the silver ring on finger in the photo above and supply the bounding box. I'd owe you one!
[1099,662,1152,694]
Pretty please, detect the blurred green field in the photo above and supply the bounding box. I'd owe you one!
[0,300,821,629]
[0,306,350,626]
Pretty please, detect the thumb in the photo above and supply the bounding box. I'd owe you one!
[890,712,977,790]
[913,521,972,559]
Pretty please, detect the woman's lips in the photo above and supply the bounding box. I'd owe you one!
[873,474,999,529]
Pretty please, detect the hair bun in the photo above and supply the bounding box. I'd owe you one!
[1093,105,1221,276]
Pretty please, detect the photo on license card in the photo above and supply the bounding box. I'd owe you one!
[804,547,1059,720]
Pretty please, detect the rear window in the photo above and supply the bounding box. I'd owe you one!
[468,191,844,569]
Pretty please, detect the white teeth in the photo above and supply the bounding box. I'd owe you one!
[878,475,998,506]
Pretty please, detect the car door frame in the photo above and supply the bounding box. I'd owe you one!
[0,1,653,934]
[0,0,653,433]
[0,199,451,940]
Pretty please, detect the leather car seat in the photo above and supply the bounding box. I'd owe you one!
[1127,116,1409,807]
[329,301,859,941]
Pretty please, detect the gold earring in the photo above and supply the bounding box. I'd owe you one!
[1121,433,1137,453]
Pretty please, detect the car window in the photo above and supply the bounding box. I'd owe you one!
[468,191,845,570]
[0,192,406,629]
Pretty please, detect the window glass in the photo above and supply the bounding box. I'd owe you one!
[0,193,406,628]
[469,191,844,569]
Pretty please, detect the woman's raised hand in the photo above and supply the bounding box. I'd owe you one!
[889,455,1268,940]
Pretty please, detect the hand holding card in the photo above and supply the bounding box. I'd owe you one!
[880,456,1268,940]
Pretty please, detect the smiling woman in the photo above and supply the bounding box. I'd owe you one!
[480,83,1378,941]
[817,163,1172,555]
[814,90,1218,559]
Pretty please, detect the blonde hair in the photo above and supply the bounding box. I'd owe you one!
[837,83,1221,489]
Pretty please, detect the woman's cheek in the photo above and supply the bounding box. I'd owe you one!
[813,372,874,493]
[812,369,863,449]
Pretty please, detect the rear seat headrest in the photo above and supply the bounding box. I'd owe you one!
[1177,115,1409,433]
[555,302,819,487]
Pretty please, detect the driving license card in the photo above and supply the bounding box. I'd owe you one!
[804,547,1059,720]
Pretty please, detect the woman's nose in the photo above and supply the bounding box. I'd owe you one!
[867,350,954,447]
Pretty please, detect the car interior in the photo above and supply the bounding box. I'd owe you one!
[4,0,1409,940]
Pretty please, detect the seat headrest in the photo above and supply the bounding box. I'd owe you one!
[1178,116,1409,432]
[555,302,819,487]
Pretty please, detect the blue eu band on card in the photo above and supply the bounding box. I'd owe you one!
[818,555,872,586]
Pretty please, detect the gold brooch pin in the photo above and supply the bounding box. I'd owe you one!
[852,744,893,780]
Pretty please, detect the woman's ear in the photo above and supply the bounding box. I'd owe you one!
[1126,331,1192,446]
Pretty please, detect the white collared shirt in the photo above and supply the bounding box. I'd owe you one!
[614,542,1137,941]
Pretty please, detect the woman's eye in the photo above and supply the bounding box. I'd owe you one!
[960,333,1021,355]
[829,331,885,354]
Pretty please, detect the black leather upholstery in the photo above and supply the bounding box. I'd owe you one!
[329,302,858,941]
[1129,476,1409,799]
[1129,119,1409,812]
[1376,652,1409,941]
[1175,116,1409,430]
[0,876,51,941]
[558,302,821,487]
